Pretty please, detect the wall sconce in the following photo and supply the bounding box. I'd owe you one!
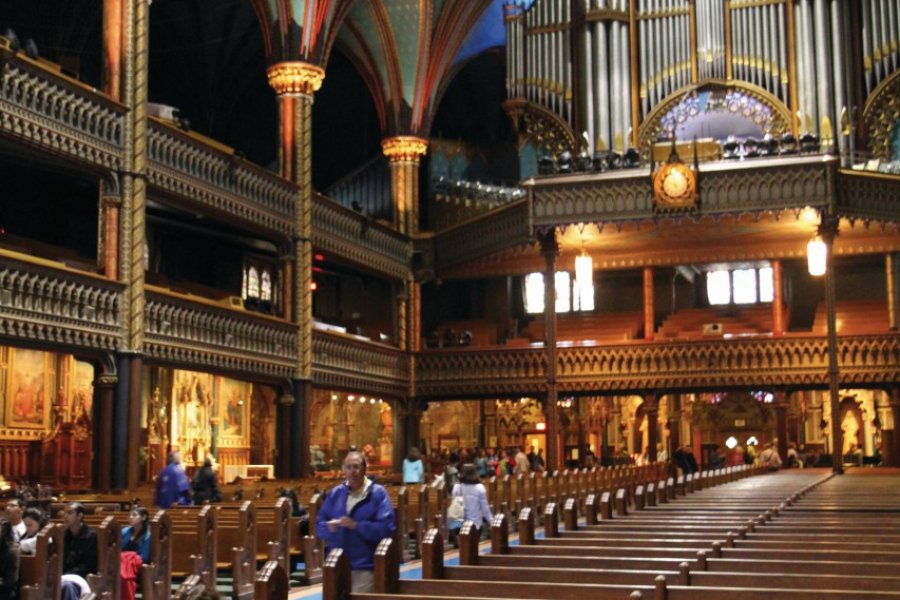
[807,234,827,276]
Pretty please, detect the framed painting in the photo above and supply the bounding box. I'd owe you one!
[6,349,51,429]
[217,376,250,444]
[69,358,95,422]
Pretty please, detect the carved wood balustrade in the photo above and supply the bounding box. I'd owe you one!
[312,193,412,280]
[528,156,838,228]
[0,45,125,171]
[312,330,409,397]
[415,334,900,397]
[144,289,298,379]
[0,252,123,351]
[147,120,295,238]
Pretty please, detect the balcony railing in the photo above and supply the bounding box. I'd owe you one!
[416,333,900,397]
[0,251,123,351]
[313,329,409,397]
[147,119,295,238]
[0,46,125,171]
[145,287,297,379]
[312,193,412,280]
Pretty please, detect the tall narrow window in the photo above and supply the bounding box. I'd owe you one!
[260,269,273,301]
[732,268,757,304]
[555,272,571,313]
[525,273,544,314]
[707,270,731,305]
[247,266,260,299]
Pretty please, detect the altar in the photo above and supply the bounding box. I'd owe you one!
[223,464,274,483]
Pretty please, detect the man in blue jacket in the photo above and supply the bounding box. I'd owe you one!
[316,451,395,592]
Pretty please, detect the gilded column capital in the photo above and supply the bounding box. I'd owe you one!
[382,136,429,163]
[267,61,325,96]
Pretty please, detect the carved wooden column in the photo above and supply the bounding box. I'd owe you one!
[668,393,681,455]
[772,259,785,336]
[382,136,428,236]
[95,373,117,492]
[277,394,293,477]
[820,216,843,473]
[268,61,324,478]
[113,0,150,491]
[101,0,125,279]
[887,253,899,330]
[539,229,560,471]
[643,267,655,340]
[406,399,423,456]
[392,400,408,472]
[575,399,586,466]
[644,394,658,462]
[891,388,900,468]
[774,390,789,462]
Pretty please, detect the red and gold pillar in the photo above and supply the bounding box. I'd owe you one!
[772,259,785,336]
[267,61,325,478]
[382,136,428,236]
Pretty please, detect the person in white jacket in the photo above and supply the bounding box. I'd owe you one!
[447,463,494,545]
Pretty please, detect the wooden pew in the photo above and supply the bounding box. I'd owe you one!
[18,523,63,600]
[142,510,173,600]
[168,504,217,589]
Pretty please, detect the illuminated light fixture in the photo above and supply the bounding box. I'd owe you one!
[536,422,546,431]
[725,436,738,449]
[807,234,827,276]
[310,281,318,291]
[575,250,593,283]
[348,395,356,401]
[359,396,366,403]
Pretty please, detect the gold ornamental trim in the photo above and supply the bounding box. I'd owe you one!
[381,136,429,163]
[267,62,325,96]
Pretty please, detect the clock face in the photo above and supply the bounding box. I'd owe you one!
[654,161,696,209]
[662,169,688,198]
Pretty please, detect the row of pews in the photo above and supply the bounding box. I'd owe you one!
[322,467,900,599]
[18,501,290,600]
[33,463,670,599]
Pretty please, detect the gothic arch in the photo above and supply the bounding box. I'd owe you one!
[637,80,792,159]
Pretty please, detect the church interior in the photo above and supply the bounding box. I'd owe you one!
[0,0,899,595]
[0,0,900,600]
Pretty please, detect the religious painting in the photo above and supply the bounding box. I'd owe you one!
[6,349,51,429]
[172,370,214,462]
[69,359,94,423]
[217,376,250,443]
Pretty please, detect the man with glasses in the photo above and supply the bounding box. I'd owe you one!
[316,451,395,592]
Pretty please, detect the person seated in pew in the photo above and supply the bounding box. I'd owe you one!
[4,498,25,543]
[316,451,396,593]
[447,463,493,546]
[0,518,19,600]
[155,451,192,508]
[758,442,783,470]
[18,507,47,555]
[121,506,151,564]
[191,457,222,505]
[62,502,98,579]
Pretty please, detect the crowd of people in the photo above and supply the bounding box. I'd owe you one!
[0,496,161,600]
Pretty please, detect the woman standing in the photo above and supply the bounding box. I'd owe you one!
[448,463,494,545]
[402,447,425,484]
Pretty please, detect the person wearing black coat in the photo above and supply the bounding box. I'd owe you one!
[62,503,98,578]
[0,518,19,600]
[192,458,222,504]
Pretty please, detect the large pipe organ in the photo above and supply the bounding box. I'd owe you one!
[505,0,900,157]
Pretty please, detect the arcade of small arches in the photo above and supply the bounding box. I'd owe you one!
[0,340,891,487]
